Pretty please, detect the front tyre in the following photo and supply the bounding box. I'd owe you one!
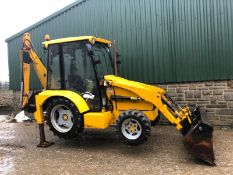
[116,110,151,145]
[45,98,83,139]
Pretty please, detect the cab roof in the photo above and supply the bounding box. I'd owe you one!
[43,36,112,48]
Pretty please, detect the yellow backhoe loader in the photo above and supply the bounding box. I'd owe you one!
[19,32,215,165]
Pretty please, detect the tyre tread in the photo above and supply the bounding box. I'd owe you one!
[116,109,151,145]
[45,97,83,139]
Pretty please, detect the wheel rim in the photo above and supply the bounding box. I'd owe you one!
[121,118,142,140]
[50,105,74,133]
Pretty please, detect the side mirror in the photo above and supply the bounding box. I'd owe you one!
[116,52,121,58]
[116,52,121,64]
[116,59,121,64]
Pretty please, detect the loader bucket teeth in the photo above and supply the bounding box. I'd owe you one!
[183,108,215,166]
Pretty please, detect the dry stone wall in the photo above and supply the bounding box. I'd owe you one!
[2,80,233,127]
[0,90,14,107]
[157,80,233,127]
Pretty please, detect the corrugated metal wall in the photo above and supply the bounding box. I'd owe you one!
[6,0,233,90]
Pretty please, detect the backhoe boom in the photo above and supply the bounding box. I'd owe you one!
[19,33,47,109]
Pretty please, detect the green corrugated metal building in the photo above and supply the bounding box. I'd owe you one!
[6,0,233,90]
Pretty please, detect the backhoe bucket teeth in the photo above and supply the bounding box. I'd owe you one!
[183,108,215,166]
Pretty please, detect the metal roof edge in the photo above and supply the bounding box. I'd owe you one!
[5,0,87,43]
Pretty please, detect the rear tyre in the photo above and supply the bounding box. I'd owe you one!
[116,110,151,145]
[45,98,83,139]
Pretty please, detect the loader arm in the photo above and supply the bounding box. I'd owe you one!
[19,32,47,109]
[105,75,190,129]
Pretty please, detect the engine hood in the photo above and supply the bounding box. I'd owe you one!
[104,75,165,100]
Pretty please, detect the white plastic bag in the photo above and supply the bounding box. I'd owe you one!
[15,111,31,122]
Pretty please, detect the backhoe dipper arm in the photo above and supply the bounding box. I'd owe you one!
[19,32,47,109]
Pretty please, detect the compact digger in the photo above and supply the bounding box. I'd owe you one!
[19,32,215,165]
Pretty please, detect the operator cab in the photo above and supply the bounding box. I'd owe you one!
[43,36,114,111]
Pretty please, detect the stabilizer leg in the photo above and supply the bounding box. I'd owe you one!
[37,123,54,148]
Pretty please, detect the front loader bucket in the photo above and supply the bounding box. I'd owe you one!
[183,108,215,166]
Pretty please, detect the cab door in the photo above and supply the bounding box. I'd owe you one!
[47,41,102,111]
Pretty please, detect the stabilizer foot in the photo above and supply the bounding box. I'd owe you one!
[37,141,54,148]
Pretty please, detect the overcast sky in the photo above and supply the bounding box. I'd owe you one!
[0,0,76,82]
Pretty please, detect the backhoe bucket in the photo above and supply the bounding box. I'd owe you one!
[183,108,215,166]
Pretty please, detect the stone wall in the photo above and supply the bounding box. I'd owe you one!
[12,90,21,111]
[157,80,233,127]
[2,80,233,127]
[0,90,15,114]
[0,90,14,107]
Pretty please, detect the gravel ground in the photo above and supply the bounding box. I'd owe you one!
[0,118,233,175]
